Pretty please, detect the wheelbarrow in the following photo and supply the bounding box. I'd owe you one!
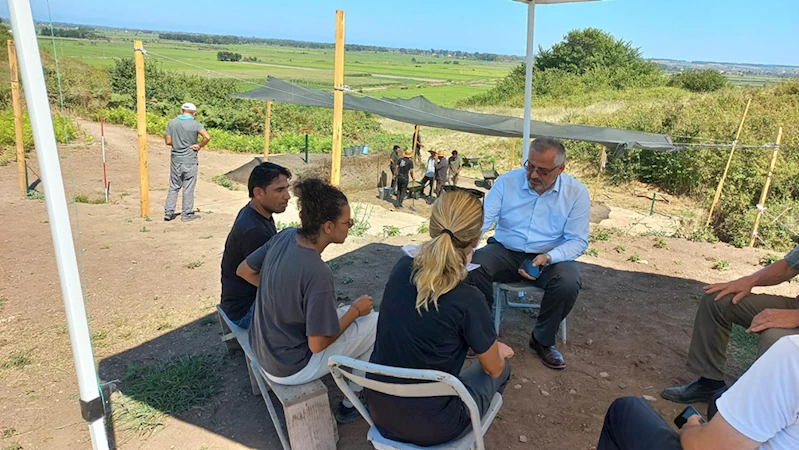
[479,160,499,188]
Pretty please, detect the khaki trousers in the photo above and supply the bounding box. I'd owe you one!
[687,292,799,380]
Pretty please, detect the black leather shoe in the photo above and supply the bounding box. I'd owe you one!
[529,336,565,370]
[661,380,727,404]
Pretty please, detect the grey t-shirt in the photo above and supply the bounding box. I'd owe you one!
[166,116,205,164]
[246,228,341,377]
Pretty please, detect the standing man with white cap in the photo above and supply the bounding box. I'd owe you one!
[164,102,211,222]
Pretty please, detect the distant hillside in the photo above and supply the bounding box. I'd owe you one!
[653,59,799,78]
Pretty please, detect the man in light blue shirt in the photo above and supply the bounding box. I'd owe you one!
[420,149,437,199]
[468,137,590,370]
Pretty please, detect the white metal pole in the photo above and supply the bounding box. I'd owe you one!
[522,0,536,164]
[6,1,109,449]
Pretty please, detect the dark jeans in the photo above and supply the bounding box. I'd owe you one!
[467,238,582,347]
[395,177,409,207]
[598,397,681,450]
[420,175,434,197]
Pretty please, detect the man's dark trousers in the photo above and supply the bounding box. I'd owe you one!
[597,397,681,450]
[395,176,409,207]
[467,238,582,347]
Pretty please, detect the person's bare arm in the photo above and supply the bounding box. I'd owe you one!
[680,414,760,450]
[308,295,373,353]
[236,260,260,287]
[165,135,172,146]
[476,341,514,378]
[705,259,799,303]
[192,129,212,150]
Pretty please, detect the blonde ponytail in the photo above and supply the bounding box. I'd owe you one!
[413,190,483,312]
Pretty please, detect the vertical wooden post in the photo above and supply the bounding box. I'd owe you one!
[749,127,783,247]
[412,124,421,162]
[134,40,149,217]
[705,98,751,228]
[591,146,607,203]
[8,40,26,197]
[330,10,345,187]
[263,101,272,162]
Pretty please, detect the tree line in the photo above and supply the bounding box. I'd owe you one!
[157,32,520,61]
[217,51,242,62]
[39,25,107,40]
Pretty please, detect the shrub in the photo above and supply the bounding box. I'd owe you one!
[668,70,729,93]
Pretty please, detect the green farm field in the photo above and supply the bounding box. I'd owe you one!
[38,33,514,104]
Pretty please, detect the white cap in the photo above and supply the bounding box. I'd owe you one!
[181,102,197,111]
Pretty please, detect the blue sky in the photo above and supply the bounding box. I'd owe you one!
[4,0,797,66]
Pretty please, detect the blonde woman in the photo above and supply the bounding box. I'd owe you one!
[365,190,514,446]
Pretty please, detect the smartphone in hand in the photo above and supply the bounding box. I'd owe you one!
[674,405,706,429]
[521,259,540,278]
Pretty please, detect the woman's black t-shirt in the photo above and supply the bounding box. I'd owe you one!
[366,255,497,446]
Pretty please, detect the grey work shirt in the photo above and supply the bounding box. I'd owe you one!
[166,116,205,165]
[246,228,341,377]
[785,246,799,270]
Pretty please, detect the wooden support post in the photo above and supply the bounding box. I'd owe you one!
[706,98,751,228]
[134,40,149,217]
[330,10,345,187]
[263,101,271,162]
[8,40,26,197]
[749,127,783,247]
[591,146,607,203]
[412,124,421,162]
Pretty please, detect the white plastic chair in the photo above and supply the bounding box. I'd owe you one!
[327,356,503,450]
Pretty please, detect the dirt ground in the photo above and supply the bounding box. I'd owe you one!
[0,119,794,450]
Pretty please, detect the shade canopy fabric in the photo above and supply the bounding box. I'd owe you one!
[233,76,678,152]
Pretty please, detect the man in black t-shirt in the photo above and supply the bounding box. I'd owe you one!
[220,162,292,328]
[393,149,415,209]
[389,145,401,194]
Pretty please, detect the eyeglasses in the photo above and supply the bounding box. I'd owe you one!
[524,160,560,177]
[342,219,355,228]
[442,185,485,199]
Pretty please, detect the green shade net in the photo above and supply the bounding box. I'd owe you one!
[233,76,678,152]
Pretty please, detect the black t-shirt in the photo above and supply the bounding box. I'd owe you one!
[396,157,414,179]
[220,204,277,320]
[366,256,496,446]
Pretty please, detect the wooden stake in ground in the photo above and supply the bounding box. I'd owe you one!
[134,40,149,217]
[330,10,345,187]
[263,101,272,162]
[749,127,783,247]
[8,40,26,197]
[591,145,607,203]
[705,97,752,228]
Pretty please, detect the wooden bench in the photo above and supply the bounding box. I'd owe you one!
[217,305,338,450]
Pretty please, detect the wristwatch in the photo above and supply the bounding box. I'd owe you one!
[545,253,552,266]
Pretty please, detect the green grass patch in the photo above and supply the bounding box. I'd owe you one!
[760,254,780,266]
[712,259,731,271]
[74,194,106,204]
[585,248,600,257]
[25,190,44,200]
[276,221,300,231]
[2,442,22,450]
[211,174,235,190]
[614,245,626,253]
[1,427,16,438]
[2,351,32,370]
[186,260,203,270]
[654,238,668,249]
[350,204,373,237]
[727,325,758,378]
[628,254,642,263]
[382,225,400,237]
[113,355,219,435]
[589,227,614,243]
[417,222,429,234]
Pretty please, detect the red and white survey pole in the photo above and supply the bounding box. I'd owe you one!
[100,116,109,202]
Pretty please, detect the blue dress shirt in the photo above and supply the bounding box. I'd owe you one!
[481,168,591,264]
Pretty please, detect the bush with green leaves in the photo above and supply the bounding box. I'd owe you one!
[668,70,729,93]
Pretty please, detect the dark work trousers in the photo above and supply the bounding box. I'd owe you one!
[597,397,681,450]
[467,238,582,347]
[390,165,397,192]
[395,176,409,207]
[420,175,434,197]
